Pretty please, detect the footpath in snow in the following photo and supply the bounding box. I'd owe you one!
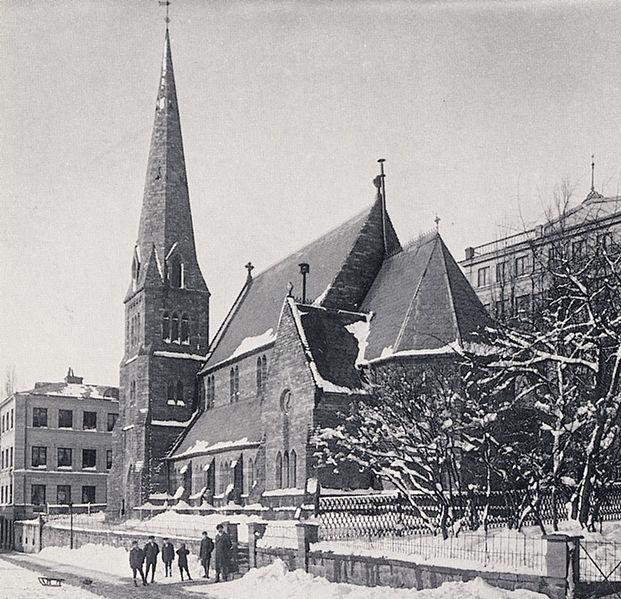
[0,555,98,599]
[186,558,549,599]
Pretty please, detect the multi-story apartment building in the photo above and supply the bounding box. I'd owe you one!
[0,369,118,547]
[459,190,621,318]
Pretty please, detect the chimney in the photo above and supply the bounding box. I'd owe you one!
[64,367,83,385]
[464,247,475,261]
[299,263,310,303]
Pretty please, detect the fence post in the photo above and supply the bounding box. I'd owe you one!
[545,534,582,598]
[295,521,319,572]
[247,522,268,568]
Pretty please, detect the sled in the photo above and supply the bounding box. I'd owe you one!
[38,576,65,587]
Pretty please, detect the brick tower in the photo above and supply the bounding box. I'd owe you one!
[108,29,209,516]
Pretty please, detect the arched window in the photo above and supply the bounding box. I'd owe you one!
[167,381,175,404]
[261,356,268,388]
[170,256,183,288]
[256,356,262,395]
[290,450,297,488]
[246,458,254,495]
[234,366,239,401]
[131,248,140,290]
[176,380,184,405]
[162,312,170,341]
[219,462,226,494]
[283,451,290,488]
[206,375,215,407]
[181,314,189,344]
[135,313,141,346]
[229,368,235,402]
[275,452,282,488]
[171,312,179,342]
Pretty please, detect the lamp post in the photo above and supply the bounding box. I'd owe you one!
[69,501,74,549]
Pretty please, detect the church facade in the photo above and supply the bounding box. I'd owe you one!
[108,30,489,515]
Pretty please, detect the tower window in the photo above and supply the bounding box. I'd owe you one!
[162,312,170,341]
[181,314,190,344]
[170,257,184,288]
[283,451,290,488]
[171,312,180,343]
[176,380,184,405]
[167,381,175,405]
[131,248,140,290]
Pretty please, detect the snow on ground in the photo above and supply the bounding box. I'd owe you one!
[0,555,98,599]
[49,509,264,543]
[37,543,203,582]
[185,558,547,599]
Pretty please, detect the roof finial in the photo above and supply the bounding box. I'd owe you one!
[434,215,441,233]
[245,261,254,282]
[287,282,294,297]
[591,153,595,192]
[377,158,387,254]
[159,0,171,29]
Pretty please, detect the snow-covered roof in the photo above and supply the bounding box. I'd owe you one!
[25,381,119,402]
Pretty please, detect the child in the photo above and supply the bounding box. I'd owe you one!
[176,542,192,581]
[161,537,175,577]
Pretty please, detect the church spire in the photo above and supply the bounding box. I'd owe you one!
[134,29,207,293]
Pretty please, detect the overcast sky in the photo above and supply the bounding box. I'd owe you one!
[2,0,621,390]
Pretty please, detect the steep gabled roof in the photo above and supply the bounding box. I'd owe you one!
[203,197,398,369]
[360,233,490,361]
[291,302,367,393]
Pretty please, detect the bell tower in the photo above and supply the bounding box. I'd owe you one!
[109,28,210,516]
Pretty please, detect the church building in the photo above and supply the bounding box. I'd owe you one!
[108,29,489,515]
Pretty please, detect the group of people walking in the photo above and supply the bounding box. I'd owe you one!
[128,524,233,586]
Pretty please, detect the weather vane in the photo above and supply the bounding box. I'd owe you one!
[159,0,171,26]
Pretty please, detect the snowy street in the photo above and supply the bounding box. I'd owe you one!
[0,550,549,599]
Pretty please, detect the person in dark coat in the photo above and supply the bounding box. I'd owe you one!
[214,523,232,582]
[143,535,160,583]
[176,543,192,581]
[199,531,214,578]
[129,540,148,586]
[161,537,175,577]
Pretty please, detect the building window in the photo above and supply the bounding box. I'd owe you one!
[206,376,215,407]
[167,381,175,405]
[83,411,97,431]
[515,294,531,314]
[57,448,72,468]
[572,239,585,258]
[130,381,136,404]
[496,261,509,283]
[181,314,190,344]
[82,485,96,504]
[229,366,239,402]
[162,312,170,341]
[57,485,71,505]
[176,380,184,405]
[31,484,46,507]
[170,256,184,288]
[283,451,290,488]
[256,355,268,396]
[515,255,529,277]
[33,407,47,428]
[171,312,180,343]
[495,298,511,319]
[1,414,4,432]
[9,447,13,468]
[290,450,297,487]
[477,266,490,287]
[58,409,73,429]
[9,409,13,429]
[107,413,118,432]
[82,449,96,469]
[276,452,282,488]
[246,458,255,495]
[106,450,113,470]
[280,389,292,415]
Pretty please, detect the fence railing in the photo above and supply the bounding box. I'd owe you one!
[256,521,298,549]
[318,486,621,537]
[579,539,621,583]
[315,529,547,575]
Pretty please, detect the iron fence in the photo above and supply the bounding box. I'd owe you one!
[579,539,621,583]
[318,486,621,537]
[257,521,299,549]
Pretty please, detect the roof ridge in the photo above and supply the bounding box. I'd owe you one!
[393,234,439,351]
[437,237,463,347]
[249,202,375,280]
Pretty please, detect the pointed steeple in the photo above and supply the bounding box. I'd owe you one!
[135,30,207,293]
